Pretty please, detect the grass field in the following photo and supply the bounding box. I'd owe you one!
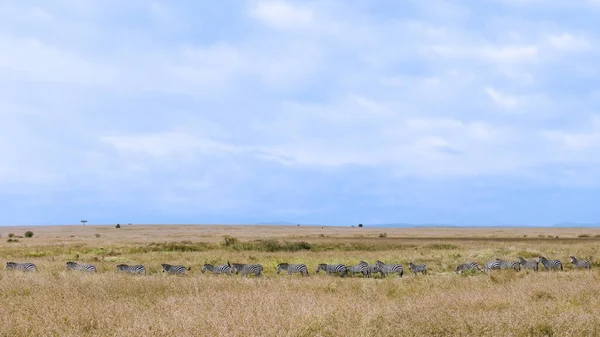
[1,225,600,336]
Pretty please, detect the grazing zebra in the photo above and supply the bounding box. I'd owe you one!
[316,263,347,277]
[276,263,309,276]
[347,261,369,277]
[66,262,96,272]
[408,262,427,275]
[518,257,538,271]
[374,260,403,278]
[496,259,520,271]
[201,263,232,275]
[161,263,190,275]
[538,256,563,271]
[5,262,36,272]
[365,264,379,278]
[570,256,591,270]
[456,262,480,274]
[116,264,146,274]
[483,259,501,272]
[231,263,263,277]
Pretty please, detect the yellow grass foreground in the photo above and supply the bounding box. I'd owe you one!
[1,225,599,336]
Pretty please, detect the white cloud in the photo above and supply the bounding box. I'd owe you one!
[250,1,313,29]
[547,33,591,51]
[486,87,519,108]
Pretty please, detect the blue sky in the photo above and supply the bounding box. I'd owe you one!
[1,1,600,226]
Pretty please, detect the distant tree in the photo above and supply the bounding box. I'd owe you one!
[24,231,34,238]
[81,220,87,226]
[358,224,363,228]
[115,224,121,228]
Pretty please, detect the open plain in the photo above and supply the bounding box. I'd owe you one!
[1,225,599,336]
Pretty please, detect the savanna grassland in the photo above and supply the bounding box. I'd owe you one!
[1,225,600,337]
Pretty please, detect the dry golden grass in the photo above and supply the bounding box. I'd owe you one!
[1,225,600,336]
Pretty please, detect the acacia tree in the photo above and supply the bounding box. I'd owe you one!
[81,220,87,226]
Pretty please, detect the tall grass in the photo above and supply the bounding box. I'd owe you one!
[1,226,600,336]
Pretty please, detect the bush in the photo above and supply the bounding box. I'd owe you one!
[222,235,239,247]
[378,232,388,238]
[95,234,101,238]
[24,231,34,238]
[358,224,363,228]
[578,234,590,238]
[7,238,19,243]
[115,224,121,228]
[8,233,15,238]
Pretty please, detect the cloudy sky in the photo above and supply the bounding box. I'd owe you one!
[1,1,599,226]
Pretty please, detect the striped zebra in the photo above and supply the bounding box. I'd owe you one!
[374,260,403,278]
[518,257,538,271]
[66,262,96,272]
[496,259,520,271]
[408,262,427,275]
[570,256,591,270]
[116,264,146,274]
[316,263,347,277]
[347,261,369,278]
[201,263,232,275]
[276,263,309,276]
[161,263,190,275]
[366,264,380,278]
[5,262,36,272]
[456,262,480,274]
[538,256,563,271]
[231,263,263,277]
[483,259,501,272]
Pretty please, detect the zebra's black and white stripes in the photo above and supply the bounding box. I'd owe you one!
[66,262,96,272]
[161,263,190,275]
[231,263,263,277]
[201,263,232,275]
[518,257,539,271]
[408,262,427,275]
[456,262,480,274]
[5,262,36,272]
[116,264,146,274]
[497,259,520,271]
[276,263,309,276]
[347,261,369,277]
[374,260,403,278]
[570,256,591,270]
[316,263,347,277]
[483,260,501,272]
[538,256,563,271]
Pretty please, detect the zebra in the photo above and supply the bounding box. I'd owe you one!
[456,262,480,274]
[570,256,591,270]
[374,260,403,278]
[366,264,380,278]
[538,256,563,271]
[5,262,36,272]
[408,262,427,275]
[66,262,96,272]
[496,259,520,271]
[276,263,309,276]
[201,263,232,275]
[116,264,146,274]
[230,263,263,277]
[316,263,347,277]
[483,259,501,272]
[518,257,539,271]
[347,261,369,277]
[161,263,190,275]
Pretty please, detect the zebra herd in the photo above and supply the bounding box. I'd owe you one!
[4,255,592,277]
[456,256,592,274]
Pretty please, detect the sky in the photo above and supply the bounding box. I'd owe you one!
[1,1,600,226]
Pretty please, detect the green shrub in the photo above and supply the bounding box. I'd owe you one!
[24,231,34,238]
[7,238,19,243]
[8,233,15,238]
[378,233,388,238]
[578,234,590,238]
[222,235,239,247]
